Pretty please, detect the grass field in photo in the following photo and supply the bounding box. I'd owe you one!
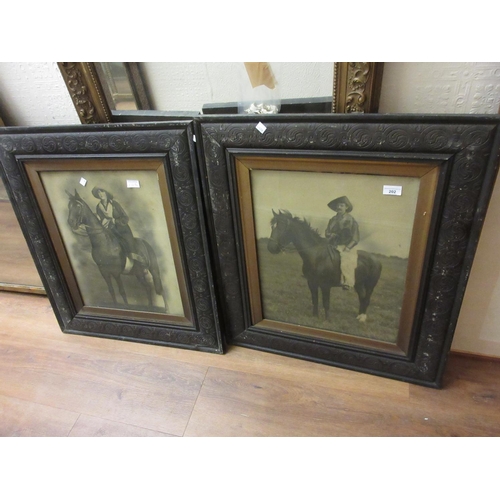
[257,239,409,343]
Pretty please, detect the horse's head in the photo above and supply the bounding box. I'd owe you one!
[268,209,294,254]
[67,189,90,233]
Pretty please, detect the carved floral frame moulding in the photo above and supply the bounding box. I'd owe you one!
[195,113,500,387]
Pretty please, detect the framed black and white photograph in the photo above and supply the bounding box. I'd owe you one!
[0,122,223,352]
[235,156,438,356]
[196,114,500,386]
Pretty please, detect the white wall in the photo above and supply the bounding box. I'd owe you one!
[0,62,79,126]
[1,61,500,356]
[378,62,500,356]
[379,62,500,114]
[452,176,500,356]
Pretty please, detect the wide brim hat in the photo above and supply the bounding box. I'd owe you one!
[328,196,353,212]
[92,187,114,200]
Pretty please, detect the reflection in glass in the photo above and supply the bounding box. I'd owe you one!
[139,62,335,113]
[0,176,44,291]
[96,62,139,111]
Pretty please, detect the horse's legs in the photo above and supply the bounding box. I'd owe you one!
[144,241,167,312]
[353,256,382,322]
[354,282,372,322]
[135,240,166,311]
[143,269,154,307]
[150,267,167,312]
[99,270,117,304]
[161,289,168,313]
[321,286,331,320]
[308,280,319,317]
[135,267,154,308]
[113,274,129,306]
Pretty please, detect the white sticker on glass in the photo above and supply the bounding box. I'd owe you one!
[383,185,402,196]
[127,180,141,188]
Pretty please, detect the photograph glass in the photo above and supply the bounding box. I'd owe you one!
[235,156,439,353]
[253,169,419,342]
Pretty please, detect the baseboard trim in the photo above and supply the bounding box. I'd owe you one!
[450,349,500,362]
[0,283,46,295]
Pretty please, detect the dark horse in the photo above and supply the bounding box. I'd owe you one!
[67,190,167,311]
[267,210,381,322]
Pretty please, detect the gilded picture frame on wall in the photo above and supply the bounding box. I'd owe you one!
[196,114,500,387]
[0,122,223,352]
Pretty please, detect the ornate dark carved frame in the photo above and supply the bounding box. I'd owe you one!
[0,122,223,352]
[196,114,500,387]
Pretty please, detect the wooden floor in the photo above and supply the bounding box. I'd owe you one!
[1,291,499,437]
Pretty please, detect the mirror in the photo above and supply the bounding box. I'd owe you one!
[140,62,335,113]
[0,113,44,293]
[58,62,385,122]
[0,175,45,294]
[94,62,151,111]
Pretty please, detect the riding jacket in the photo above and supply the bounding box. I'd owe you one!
[96,199,136,254]
[325,213,360,250]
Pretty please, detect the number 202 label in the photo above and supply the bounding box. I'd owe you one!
[383,185,403,196]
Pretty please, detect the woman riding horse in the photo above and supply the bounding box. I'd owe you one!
[67,189,167,310]
[92,187,142,264]
[325,196,359,290]
[268,209,381,322]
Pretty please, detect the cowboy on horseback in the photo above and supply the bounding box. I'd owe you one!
[325,196,359,290]
[92,187,145,265]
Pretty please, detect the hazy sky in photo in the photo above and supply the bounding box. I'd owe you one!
[251,170,421,258]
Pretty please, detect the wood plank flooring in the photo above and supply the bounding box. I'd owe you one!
[0,291,499,437]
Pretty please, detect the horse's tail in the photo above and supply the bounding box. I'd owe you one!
[357,251,382,287]
[143,240,163,296]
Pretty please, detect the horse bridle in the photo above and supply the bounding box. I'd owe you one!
[270,214,322,252]
[70,199,106,235]
[269,216,291,252]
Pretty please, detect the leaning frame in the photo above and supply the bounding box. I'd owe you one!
[0,121,223,353]
[196,114,500,387]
